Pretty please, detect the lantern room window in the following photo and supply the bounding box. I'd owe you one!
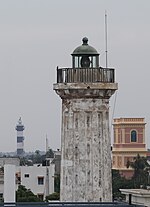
[72,56,99,68]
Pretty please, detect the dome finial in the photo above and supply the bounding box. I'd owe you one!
[82,37,88,45]
[18,117,22,124]
[72,37,99,56]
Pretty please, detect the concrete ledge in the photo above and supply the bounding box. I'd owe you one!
[53,82,118,90]
[120,188,150,207]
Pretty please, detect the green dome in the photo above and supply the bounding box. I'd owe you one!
[72,37,99,56]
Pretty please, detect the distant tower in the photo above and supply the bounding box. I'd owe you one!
[16,117,25,156]
[53,37,118,202]
[112,118,147,178]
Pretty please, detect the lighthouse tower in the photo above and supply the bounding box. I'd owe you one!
[16,117,25,156]
[53,38,118,202]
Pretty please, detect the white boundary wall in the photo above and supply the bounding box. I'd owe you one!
[4,164,16,203]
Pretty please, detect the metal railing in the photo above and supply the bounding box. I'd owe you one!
[57,68,115,84]
[0,202,143,207]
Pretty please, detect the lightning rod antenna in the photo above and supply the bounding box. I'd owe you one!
[105,10,108,68]
[46,134,48,153]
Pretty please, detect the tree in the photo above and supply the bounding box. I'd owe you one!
[112,169,133,201]
[33,150,43,163]
[46,149,54,158]
[20,157,33,166]
[127,154,150,188]
[16,185,41,202]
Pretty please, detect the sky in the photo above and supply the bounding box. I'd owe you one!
[0,0,150,152]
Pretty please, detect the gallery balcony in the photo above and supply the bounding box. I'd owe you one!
[56,67,115,84]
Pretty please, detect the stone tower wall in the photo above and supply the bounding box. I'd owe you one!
[60,98,112,201]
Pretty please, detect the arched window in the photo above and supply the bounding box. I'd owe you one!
[131,130,137,142]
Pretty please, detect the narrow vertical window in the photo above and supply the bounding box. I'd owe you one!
[86,115,90,127]
[75,174,78,185]
[131,130,137,142]
[66,176,68,185]
[75,117,78,129]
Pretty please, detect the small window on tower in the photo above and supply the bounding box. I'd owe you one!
[131,130,137,142]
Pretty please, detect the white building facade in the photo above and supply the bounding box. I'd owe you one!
[0,162,55,201]
[17,164,55,200]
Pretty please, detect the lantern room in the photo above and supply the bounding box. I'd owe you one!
[56,37,115,84]
[71,37,99,68]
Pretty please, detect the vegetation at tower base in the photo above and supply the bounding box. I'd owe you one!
[127,154,150,188]
[45,192,60,201]
[16,185,41,202]
[112,170,133,201]
[45,174,60,201]
[112,155,150,201]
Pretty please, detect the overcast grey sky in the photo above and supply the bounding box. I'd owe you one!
[0,0,150,152]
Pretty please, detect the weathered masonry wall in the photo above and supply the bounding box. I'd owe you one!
[60,98,112,202]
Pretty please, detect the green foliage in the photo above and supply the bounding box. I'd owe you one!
[127,154,150,188]
[113,154,150,201]
[33,150,44,164]
[16,185,41,202]
[112,169,133,201]
[46,149,54,158]
[17,149,55,166]
[20,157,33,166]
[45,192,60,201]
[45,173,60,201]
